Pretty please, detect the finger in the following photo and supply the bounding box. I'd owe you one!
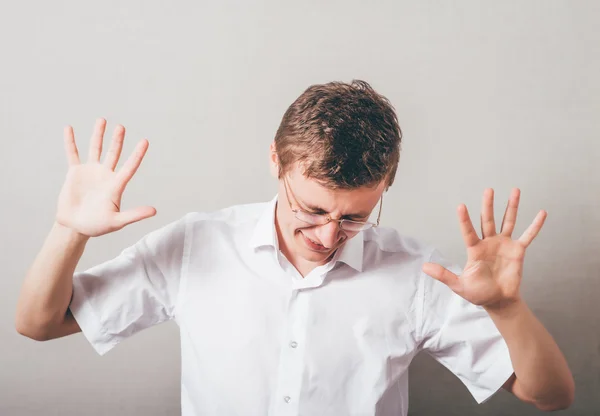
[103,125,125,170]
[63,126,80,166]
[115,206,157,228]
[423,263,460,291]
[500,188,521,236]
[480,188,496,238]
[458,204,480,248]
[115,139,149,194]
[518,210,547,247]
[88,118,106,162]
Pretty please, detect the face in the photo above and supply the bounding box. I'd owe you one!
[270,146,385,265]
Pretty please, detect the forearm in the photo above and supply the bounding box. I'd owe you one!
[16,222,89,338]
[486,299,574,409]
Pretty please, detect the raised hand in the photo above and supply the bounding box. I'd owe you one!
[55,118,156,237]
[422,188,547,309]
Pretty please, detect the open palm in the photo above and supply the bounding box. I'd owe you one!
[423,189,547,309]
[56,119,156,237]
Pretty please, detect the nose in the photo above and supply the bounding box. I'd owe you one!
[315,220,343,248]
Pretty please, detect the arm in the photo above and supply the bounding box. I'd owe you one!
[423,188,574,411]
[489,300,574,410]
[15,222,87,340]
[15,119,156,341]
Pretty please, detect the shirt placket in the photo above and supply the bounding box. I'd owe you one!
[271,286,311,415]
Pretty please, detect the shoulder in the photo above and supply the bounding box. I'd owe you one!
[355,227,436,302]
[184,201,267,226]
[135,201,269,250]
[173,200,273,249]
[362,226,435,265]
[360,227,462,299]
[363,226,460,273]
[183,200,269,234]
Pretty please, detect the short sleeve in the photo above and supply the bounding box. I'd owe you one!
[69,215,188,356]
[417,249,514,404]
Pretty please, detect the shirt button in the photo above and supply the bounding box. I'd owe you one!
[284,396,291,403]
[290,341,298,348]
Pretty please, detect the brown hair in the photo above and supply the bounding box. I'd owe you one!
[274,80,402,189]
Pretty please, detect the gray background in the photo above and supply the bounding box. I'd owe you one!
[1,1,598,415]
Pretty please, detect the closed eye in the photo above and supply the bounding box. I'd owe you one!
[345,217,368,222]
[303,209,327,216]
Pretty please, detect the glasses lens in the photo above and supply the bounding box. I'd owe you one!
[295,211,328,226]
[340,220,372,232]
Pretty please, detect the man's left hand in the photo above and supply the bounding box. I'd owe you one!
[423,188,547,310]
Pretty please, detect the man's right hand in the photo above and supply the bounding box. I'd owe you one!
[56,118,156,237]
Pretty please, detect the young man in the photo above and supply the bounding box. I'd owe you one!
[16,81,573,415]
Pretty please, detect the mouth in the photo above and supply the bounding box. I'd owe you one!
[300,231,331,253]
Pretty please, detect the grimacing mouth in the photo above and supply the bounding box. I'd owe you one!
[299,229,346,251]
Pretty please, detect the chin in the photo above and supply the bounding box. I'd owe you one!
[300,248,331,263]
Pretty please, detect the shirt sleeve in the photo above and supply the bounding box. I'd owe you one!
[417,249,515,404]
[69,215,188,356]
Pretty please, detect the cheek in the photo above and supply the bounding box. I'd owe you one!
[293,224,311,237]
[289,218,310,236]
[293,226,319,245]
[282,210,299,231]
[342,231,359,240]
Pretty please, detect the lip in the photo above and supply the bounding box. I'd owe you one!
[300,231,331,252]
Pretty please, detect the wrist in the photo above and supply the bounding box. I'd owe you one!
[52,221,90,244]
[484,297,526,320]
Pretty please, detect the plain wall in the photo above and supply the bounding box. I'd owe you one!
[1,1,598,415]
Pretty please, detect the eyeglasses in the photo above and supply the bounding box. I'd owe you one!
[282,176,382,232]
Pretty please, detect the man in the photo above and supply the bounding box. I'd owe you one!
[16,80,573,415]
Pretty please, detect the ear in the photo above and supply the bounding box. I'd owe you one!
[269,142,279,179]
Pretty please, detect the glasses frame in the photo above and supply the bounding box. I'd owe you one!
[282,176,383,232]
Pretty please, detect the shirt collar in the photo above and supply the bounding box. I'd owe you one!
[334,230,364,272]
[248,195,279,250]
[248,195,364,272]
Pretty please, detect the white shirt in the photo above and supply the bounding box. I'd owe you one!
[70,197,514,416]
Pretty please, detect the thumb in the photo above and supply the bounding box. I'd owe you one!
[422,262,460,291]
[115,206,157,228]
